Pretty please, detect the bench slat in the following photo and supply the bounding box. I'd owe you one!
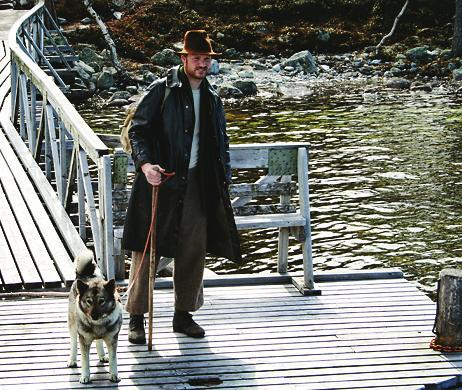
[235,213,306,230]
[229,182,296,197]
[234,204,296,216]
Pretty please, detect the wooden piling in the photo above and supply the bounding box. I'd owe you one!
[432,268,462,349]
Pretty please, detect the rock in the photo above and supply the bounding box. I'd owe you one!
[272,64,281,72]
[113,12,123,20]
[217,84,244,98]
[109,91,132,101]
[238,70,254,78]
[316,30,330,43]
[79,47,104,67]
[75,67,91,82]
[405,46,435,63]
[142,70,157,84]
[410,83,432,92]
[224,48,239,58]
[386,78,411,89]
[281,50,317,74]
[219,63,233,74]
[172,41,183,52]
[103,66,118,76]
[111,0,126,8]
[126,86,139,95]
[232,80,258,96]
[440,49,453,60]
[150,49,181,67]
[88,62,101,72]
[250,60,267,70]
[208,59,220,75]
[75,60,95,75]
[390,67,402,76]
[81,17,92,25]
[106,99,129,107]
[96,70,115,90]
[453,68,462,81]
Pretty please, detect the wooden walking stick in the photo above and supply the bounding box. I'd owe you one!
[148,185,160,351]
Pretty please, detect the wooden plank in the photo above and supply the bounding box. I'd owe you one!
[0,112,87,258]
[0,129,74,284]
[0,151,61,287]
[0,277,457,389]
[0,183,42,288]
[0,154,61,287]
[0,223,22,290]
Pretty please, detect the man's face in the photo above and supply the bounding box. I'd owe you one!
[181,54,212,81]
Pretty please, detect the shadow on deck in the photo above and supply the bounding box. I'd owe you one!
[0,277,461,389]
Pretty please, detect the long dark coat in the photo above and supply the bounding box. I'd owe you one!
[122,66,242,263]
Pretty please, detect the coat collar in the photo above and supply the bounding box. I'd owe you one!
[166,65,217,97]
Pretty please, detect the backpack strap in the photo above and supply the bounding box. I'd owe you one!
[120,84,171,154]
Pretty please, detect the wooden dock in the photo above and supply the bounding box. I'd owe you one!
[0,276,461,389]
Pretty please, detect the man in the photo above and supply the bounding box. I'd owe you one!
[122,30,242,344]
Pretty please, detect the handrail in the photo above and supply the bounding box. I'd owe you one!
[5,2,115,278]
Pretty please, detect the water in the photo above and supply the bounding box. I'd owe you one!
[80,83,462,298]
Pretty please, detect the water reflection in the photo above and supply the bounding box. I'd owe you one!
[80,86,462,298]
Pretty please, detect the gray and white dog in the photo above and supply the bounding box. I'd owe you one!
[67,250,123,384]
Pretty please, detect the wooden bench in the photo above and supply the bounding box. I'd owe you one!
[112,142,319,295]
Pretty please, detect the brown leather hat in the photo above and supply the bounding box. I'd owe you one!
[176,30,221,56]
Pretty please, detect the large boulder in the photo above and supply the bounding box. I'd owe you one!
[150,49,181,67]
[232,80,258,96]
[281,50,317,74]
[96,70,115,90]
[405,46,436,64]
[453,68,462,81]
[386,78,411,89]
[79,47,104,67]
[217,84,244,98]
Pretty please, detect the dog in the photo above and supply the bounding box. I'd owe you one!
[67,250,123,384]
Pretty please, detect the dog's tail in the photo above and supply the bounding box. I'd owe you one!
[75,249,97,278]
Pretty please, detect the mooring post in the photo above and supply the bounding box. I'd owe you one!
[112,148,128,280]
[432,268,462,350]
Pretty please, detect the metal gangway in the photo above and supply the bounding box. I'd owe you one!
[0,2,114,290]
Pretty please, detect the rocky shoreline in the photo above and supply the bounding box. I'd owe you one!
[71,41,462,112]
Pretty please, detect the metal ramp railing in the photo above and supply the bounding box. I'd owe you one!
[0,1,115,285]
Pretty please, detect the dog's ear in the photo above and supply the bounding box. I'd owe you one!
[76,279,89,296]
[104,279,116,296]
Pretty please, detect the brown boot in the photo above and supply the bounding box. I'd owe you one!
[173,309,205,338]
[128,314,146,344]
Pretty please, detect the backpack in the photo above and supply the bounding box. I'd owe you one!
[120,85,171,154]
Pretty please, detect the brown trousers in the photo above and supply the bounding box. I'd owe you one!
[125,168,206,314]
